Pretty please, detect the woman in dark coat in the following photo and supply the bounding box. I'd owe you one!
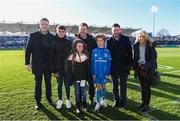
[133,31,157,112]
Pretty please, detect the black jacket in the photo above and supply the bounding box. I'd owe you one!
[65,60,90,82]
[107,35,132,75]
[133,42,157,77]
[50,34,72,73]
[25,31,54,74]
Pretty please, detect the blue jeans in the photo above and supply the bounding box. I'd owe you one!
[57,71,70,100]
[74,81,86,103]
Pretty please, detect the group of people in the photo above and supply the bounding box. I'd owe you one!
[25,18,157,114]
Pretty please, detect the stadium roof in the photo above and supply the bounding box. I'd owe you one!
[0,22,139,35]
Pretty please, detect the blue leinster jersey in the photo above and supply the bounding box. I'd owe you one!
[91,48,111,78]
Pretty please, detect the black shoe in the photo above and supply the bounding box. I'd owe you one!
[112,101,119,108]
[137,103,145,110]
[48,99,56,108]
[122,105,126,110]
[140,105,150,112]
[90,99,95,107]
[82,101,89,111]
[120,102,126,110]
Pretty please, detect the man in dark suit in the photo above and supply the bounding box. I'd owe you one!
[107,23,132,109]
[25,18,55,109]
[75,23,97,107]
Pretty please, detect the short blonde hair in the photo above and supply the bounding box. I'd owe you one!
[135,31,152,47]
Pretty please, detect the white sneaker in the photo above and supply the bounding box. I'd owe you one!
[101,100,107,108]
[56,100,63,109]
[95,102,100,111]
[66,99,71,109]
[76,108,80,114]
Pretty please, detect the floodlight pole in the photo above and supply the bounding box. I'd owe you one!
[153,11,155,37]
[151,5,158,38]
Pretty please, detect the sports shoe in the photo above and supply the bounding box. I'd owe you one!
[101,100,107,108]
[90,99,95,107]
[35,102,42,109]
[76,108,80,114]
[95,102,100,111]
[66,99,71,109]
[56,100,63,109]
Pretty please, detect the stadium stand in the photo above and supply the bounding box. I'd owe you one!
[1,22,179,48]
[0,22,139,49]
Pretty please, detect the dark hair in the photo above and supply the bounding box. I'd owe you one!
[96,33,106,41]
[66,39,89,62]
[56,25,66,31]
[112,23,120,28]
[40,18,49,23]
[79,22,89,29]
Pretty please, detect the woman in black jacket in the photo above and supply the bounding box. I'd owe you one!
[133,31,157,112]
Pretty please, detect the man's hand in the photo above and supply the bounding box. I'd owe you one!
[52,73,59,78]
[26,64,32,72]
[93,75,96,81]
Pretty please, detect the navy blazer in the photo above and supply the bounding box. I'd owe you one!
[107,34,132,75]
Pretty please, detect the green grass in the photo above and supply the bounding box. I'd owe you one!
[0,48,180,120]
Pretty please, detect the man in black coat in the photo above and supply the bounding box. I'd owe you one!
[107,23,132,109]
[75,23,97,106]
[25,18,55,109]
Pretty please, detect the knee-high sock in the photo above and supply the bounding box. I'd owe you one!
[102,87,106,101]
[96,89,100,103]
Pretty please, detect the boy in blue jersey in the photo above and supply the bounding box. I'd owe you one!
[91,33,111,111]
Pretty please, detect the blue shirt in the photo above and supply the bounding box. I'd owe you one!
[91,48,111,78]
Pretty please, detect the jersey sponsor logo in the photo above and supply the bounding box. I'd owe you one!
[95,60,107,62]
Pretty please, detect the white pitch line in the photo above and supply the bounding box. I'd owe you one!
[158,65,174,70]
[156,98,180,105]
[140,112,158,121]
[161,70,180,74]
[0,90,33,95]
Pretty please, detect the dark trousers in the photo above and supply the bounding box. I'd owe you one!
[139,76,151,106]
[57,71,70,100]
[88,77,95,100]
[34,71,52,104]
[112,74,128,106]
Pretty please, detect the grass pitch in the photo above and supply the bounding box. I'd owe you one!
[0,48,180,120]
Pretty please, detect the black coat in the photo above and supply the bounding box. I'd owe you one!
[25,31,54,74]
[133,42,157,77]
[50,34,72,73]
[65,59,90,82]
[107,35,132,75]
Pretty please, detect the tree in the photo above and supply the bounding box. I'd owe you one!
[156,29,170,37]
